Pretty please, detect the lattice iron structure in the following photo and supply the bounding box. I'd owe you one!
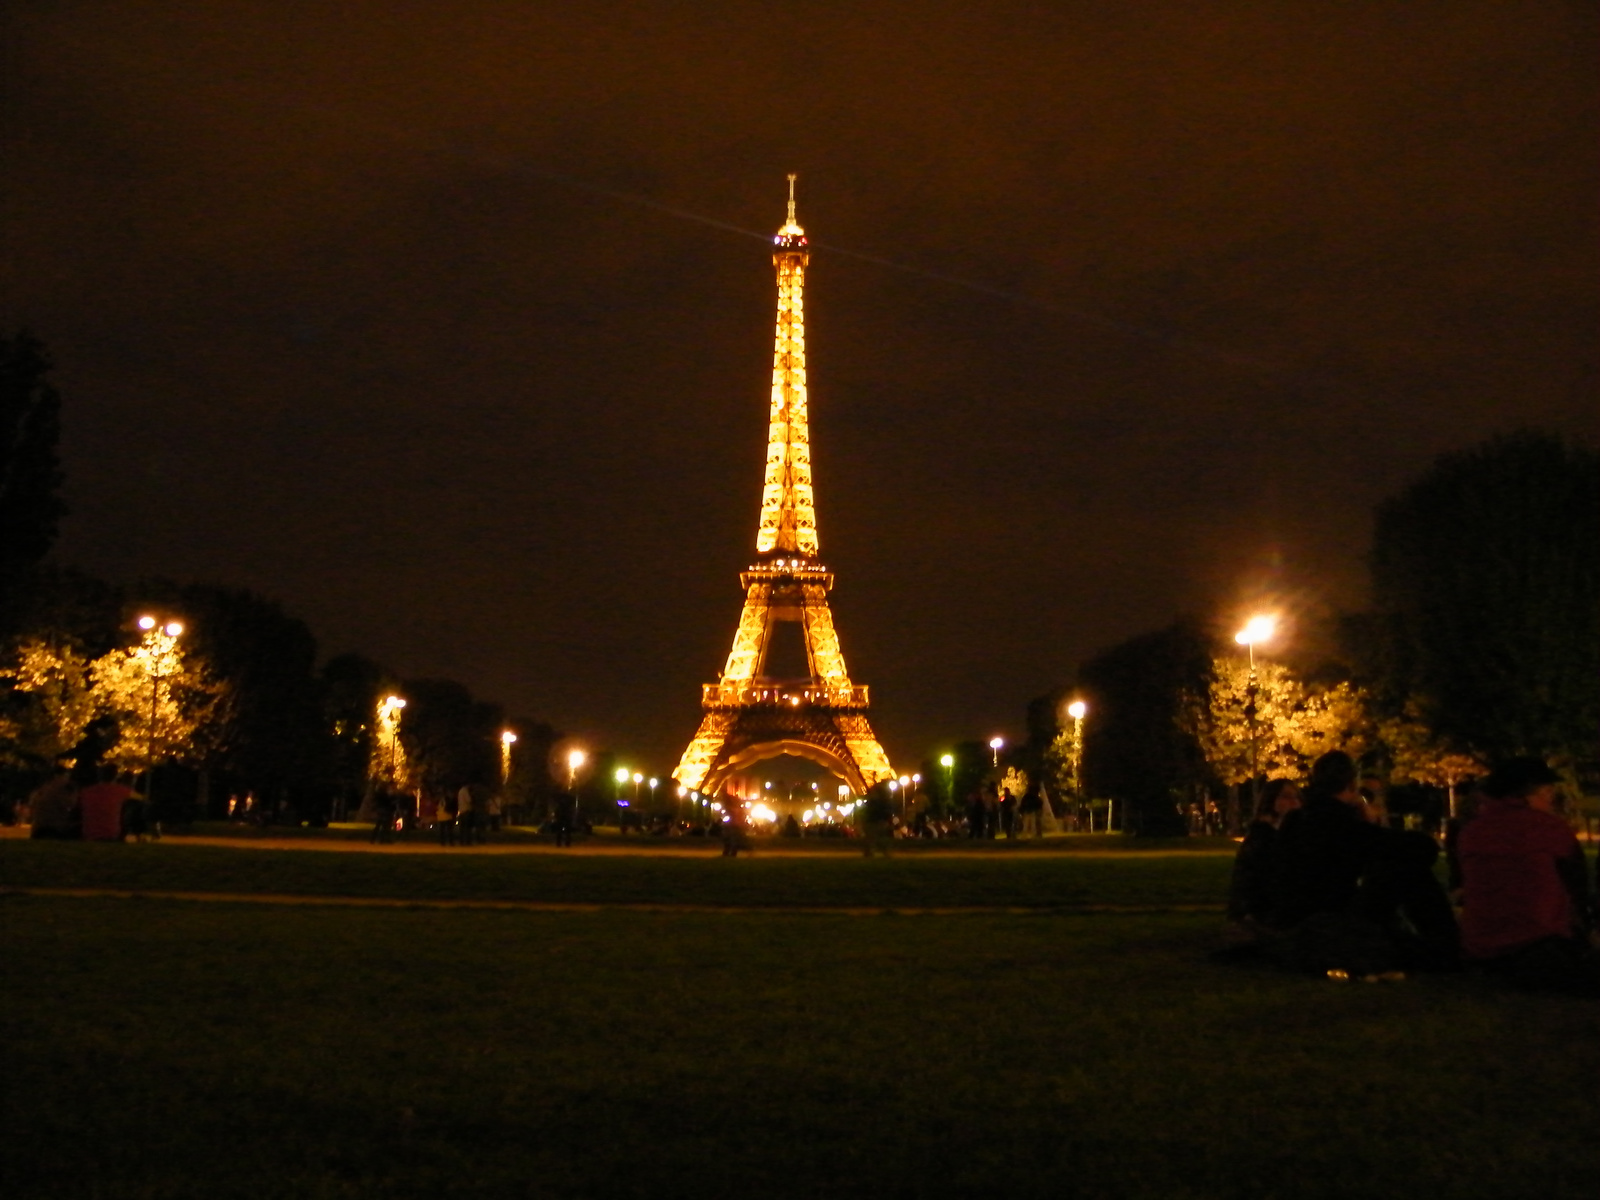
[673,178,894,797]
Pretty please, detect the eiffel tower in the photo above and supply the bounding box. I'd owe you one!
[672,177,895,798]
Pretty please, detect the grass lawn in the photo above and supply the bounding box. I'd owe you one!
[3,851,1596,1199]
[0,839,1236,910]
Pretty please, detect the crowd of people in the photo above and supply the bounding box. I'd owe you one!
[1223,751,1598,996]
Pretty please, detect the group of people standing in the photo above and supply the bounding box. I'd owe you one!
[1226,751,1597,995]
[368,784,503,845]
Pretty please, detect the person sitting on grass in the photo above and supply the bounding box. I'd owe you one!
[1224,778,1301,936]
[1269,750,1459,974]
[1457,757,1598,997]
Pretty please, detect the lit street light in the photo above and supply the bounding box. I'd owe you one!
[137,615,184,806]
[940,753,955,810]
[989,736,1004,767]
[1234,614,1277,829]
[1064,700,1090,831]
[500,730,518,786]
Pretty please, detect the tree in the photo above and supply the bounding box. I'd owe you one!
[1188,659,1376,787]
[322,653,388,814]
[89,623,224,777]
[0,332,66,588]
[398,678,504,796]
[169,585,328,813]
[1076,619,1212,835]
[1371,430,1599,766]
[1377,704,1484,817]
[0,637,98,770]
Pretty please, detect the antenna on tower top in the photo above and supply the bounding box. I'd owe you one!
[786,173,798,226]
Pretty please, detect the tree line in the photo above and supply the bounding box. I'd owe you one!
[1003,430,1598,835]
[0,332,561,824]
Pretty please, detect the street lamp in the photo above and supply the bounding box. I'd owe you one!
[565,747,585,790]
[648,776,659,808]
[137,615,184,804]
[500,730,518,786]
[989,736,1004,767]
[632,771,643,805]
[1234,615,1277,828]
[1064,700,1089,830]
[940,753,955,810]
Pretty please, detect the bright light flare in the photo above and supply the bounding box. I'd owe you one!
[138,615,156,630]
[1235,615,1277,646]
[989,737,1004,750]
[1067,700,1087,720]
[749,804,777,823]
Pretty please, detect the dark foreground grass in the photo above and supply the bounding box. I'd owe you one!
[1,840,1233,909]
[4,896,1596,1199]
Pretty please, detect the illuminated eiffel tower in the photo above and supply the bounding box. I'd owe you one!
[672,177,894,797]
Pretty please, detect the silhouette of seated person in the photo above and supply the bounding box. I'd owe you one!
[1225,778,1301,934]
[1457,757,1597,996]
[1268,750,1458,972]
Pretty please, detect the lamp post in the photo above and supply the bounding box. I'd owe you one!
[940,753,955,812]
[500,731,518,787]
[632,771,643,806]
[989,736,1004,768]
[648,776,659,810]
[137,616,183,804]
[1066,700,1087,830]
[1234,615,1276,832]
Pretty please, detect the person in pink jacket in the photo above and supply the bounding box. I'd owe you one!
[1457,757,1597,995]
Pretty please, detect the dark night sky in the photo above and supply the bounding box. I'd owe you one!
[5,1,1597,773]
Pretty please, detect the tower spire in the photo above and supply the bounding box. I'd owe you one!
[758,175,816,556]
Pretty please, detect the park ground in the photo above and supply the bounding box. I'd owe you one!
[3,831,1597,1199]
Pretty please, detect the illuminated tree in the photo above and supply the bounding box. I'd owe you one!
[0,637,97,769]
[1188,660,1376,788]
[89,625,224,776]
[1378,704,1483,817]
[999,766,1029,801]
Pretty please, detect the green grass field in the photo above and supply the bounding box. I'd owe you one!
[3,840,1596,1199]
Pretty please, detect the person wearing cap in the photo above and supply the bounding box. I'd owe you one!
[1457,757,1597,995]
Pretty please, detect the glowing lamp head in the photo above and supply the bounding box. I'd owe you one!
[566,747,585,769]
[1235,615,1277,647]
[989,737,1004,751]
[1067,701,1087,720]
[648,777,658,788]
[502,731,519,746]
[382,695,406,711]
[940,754,954,768]
[887,780,899,791]
[632,772,643,784]
[164,621,184,637]
[137,615,157,630]
[615,767,630,784]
